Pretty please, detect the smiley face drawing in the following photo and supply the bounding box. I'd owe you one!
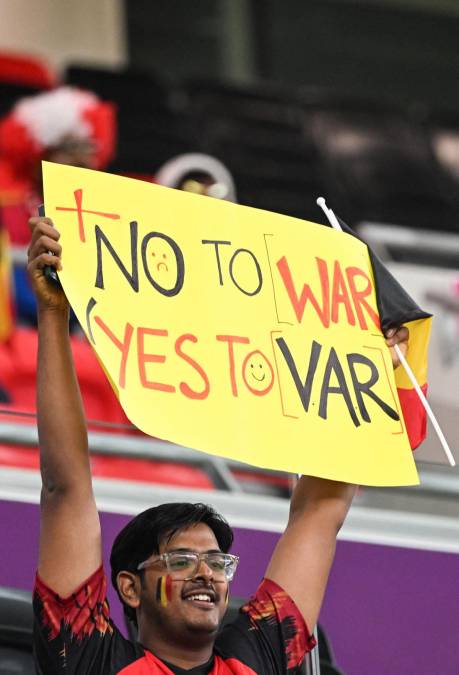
[242,350,275,396]
[142,232,185,297]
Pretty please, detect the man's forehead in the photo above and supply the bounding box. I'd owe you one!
[160,523,220,552]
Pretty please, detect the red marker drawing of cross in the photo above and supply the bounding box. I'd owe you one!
[55,188,120,243]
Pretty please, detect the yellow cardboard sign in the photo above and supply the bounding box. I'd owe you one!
[43,162,419,486]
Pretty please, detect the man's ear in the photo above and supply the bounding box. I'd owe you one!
[117,571,142,610]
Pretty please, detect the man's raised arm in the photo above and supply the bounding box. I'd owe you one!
[28,216,101,596]
[265,476,356,632]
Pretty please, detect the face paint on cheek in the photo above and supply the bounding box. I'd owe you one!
[225,587,229,607]
[156,575,173,607]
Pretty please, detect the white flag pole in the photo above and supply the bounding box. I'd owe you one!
[316,197,456,467]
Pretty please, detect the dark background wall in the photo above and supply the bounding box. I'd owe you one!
[258,0,459,112]
[127,0,223,80]
[126,0,459,113]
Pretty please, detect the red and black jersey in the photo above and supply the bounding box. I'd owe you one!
[33,566,316,674]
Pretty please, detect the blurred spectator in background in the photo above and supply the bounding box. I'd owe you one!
[425,278,459,366]
[156,152,237,203]
[0,86,116,326]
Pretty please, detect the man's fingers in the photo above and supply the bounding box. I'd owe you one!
[28,252,62,273]
[27,217,68,310]
[28,235,62,261]
[384,325,409,369]
[28,218,60,249]
[384,325,409,347]
[28,216,54,231]
[27,218,62,272]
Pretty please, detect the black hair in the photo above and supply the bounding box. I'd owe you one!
[110,502,234,625]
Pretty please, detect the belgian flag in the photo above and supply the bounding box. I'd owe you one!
[338,218,432,450]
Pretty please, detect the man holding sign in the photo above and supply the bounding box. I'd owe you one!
[28,214,407,674]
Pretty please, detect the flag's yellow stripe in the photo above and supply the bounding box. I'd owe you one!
[394,317,432,389]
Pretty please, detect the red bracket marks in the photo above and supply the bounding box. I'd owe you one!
[270,330,298,420]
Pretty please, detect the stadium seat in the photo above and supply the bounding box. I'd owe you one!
[0,329,36,412]
[0,646,34,674]
[0,442,216,490]
[0,328,131,426]
[0,586,34,674]
[0,52,55,89]
[70,333,131,426]
[231,468,291,498]
[317,623,335,666]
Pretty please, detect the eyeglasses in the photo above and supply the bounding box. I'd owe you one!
[137,551,240,581]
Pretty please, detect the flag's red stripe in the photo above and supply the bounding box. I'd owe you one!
[397,384,428,450]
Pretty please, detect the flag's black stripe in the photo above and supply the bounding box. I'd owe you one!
[337,218,432,332]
